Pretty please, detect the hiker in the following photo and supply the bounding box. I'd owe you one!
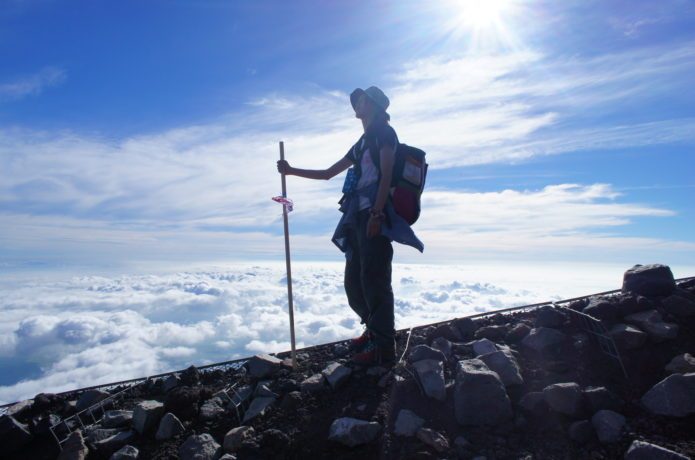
[277,86,423,364]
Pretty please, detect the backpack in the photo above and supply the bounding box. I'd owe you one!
[356,135,428,225]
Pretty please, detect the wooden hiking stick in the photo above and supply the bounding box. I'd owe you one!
[279,141,298,369]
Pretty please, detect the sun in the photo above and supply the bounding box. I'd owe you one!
[443,0,520,49]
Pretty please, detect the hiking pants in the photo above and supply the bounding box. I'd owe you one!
[344,209,395,347]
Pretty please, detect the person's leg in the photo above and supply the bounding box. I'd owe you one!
[344,227,369,325]
[357,211,395,350]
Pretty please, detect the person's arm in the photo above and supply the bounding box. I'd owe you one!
[366,144,395,237]
[277,156,352,180]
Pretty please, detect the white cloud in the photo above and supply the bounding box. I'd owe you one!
[0,67,66,100]
[6,260,680,404]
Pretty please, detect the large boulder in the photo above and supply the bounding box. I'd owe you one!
[454,359,513,426]
[132,400,165,435]
[641,373,695,417]
[479,350,523,386]
[412,359,446,401]
[568,420,595,445]
[583,386,623,413]
[328,417,381,447]
[246,354,283,379]
[471,338,498,357]
[300,373,326,392]
[430,337,453,358]
[474,325,508,341]
[624,440,690,460]
[521,327,567,353]
[451,317,478,340]
[622,264,676,297]
[179,433,223,460]
[542,382,583,417]
[591,410,625,444]
[428,323,463,342]
[505,323,531,343]
[93,430,136,457]
[199,398,226,422]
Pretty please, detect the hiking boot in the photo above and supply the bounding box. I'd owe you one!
[351,340,396,366]
[348,329,371,352]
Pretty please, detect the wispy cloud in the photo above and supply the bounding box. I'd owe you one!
[0,66,66,100]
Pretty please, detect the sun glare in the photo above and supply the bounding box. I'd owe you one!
[443,0,521,50]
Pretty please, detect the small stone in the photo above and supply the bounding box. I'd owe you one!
[416,428,449,453]
[394,409,425,437]
[328,417,381,447]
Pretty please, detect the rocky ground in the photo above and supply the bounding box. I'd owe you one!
[2,264,695,460]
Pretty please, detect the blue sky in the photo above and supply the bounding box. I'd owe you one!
[1,0,695,271]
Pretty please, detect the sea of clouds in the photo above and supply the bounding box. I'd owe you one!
[0,260,649,405]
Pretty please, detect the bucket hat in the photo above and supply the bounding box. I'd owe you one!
[350,86,390,112]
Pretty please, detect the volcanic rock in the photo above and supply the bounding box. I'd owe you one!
[479,350,523,386]
[224,426,255,453]
[521,327,567,353]
[409,344,446,363]
[430,337,453,358]
[454,358,513,426]
[394,409,425,437]
[583,386,623,413]
[102,410,134,429]
[416,428,449,453]
[622,264,676,296]
[505,323,531,343]
[641,373,695,417]
[242,396,276,423]
[429,323,463,342]
[582,297,618,322]
[155,412,185,441]
[451,317,478,340]
[300,373,326,392]
[412,359,446,401]
[568,420,594,444]
[0,415,32,452]
[471,338,498,356]
[662,291,695,317]
[608,324,647,350]
[179,433,222,460]
[543,382,583,417]
[76,389,110,412]
[474,325,508,341]
[246,354,283,379]
[328,417,381,447]
[665,353,695,374]
[199,397,226,421]
[132,400,165,435]
[321,362,352,389]
[110,444,139,459]
[57,430,88,460]
[624,440,690,460]
[519,392,548,417]
[535,306,567,328]
[93,430,136,456]
[591,410,625,443]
